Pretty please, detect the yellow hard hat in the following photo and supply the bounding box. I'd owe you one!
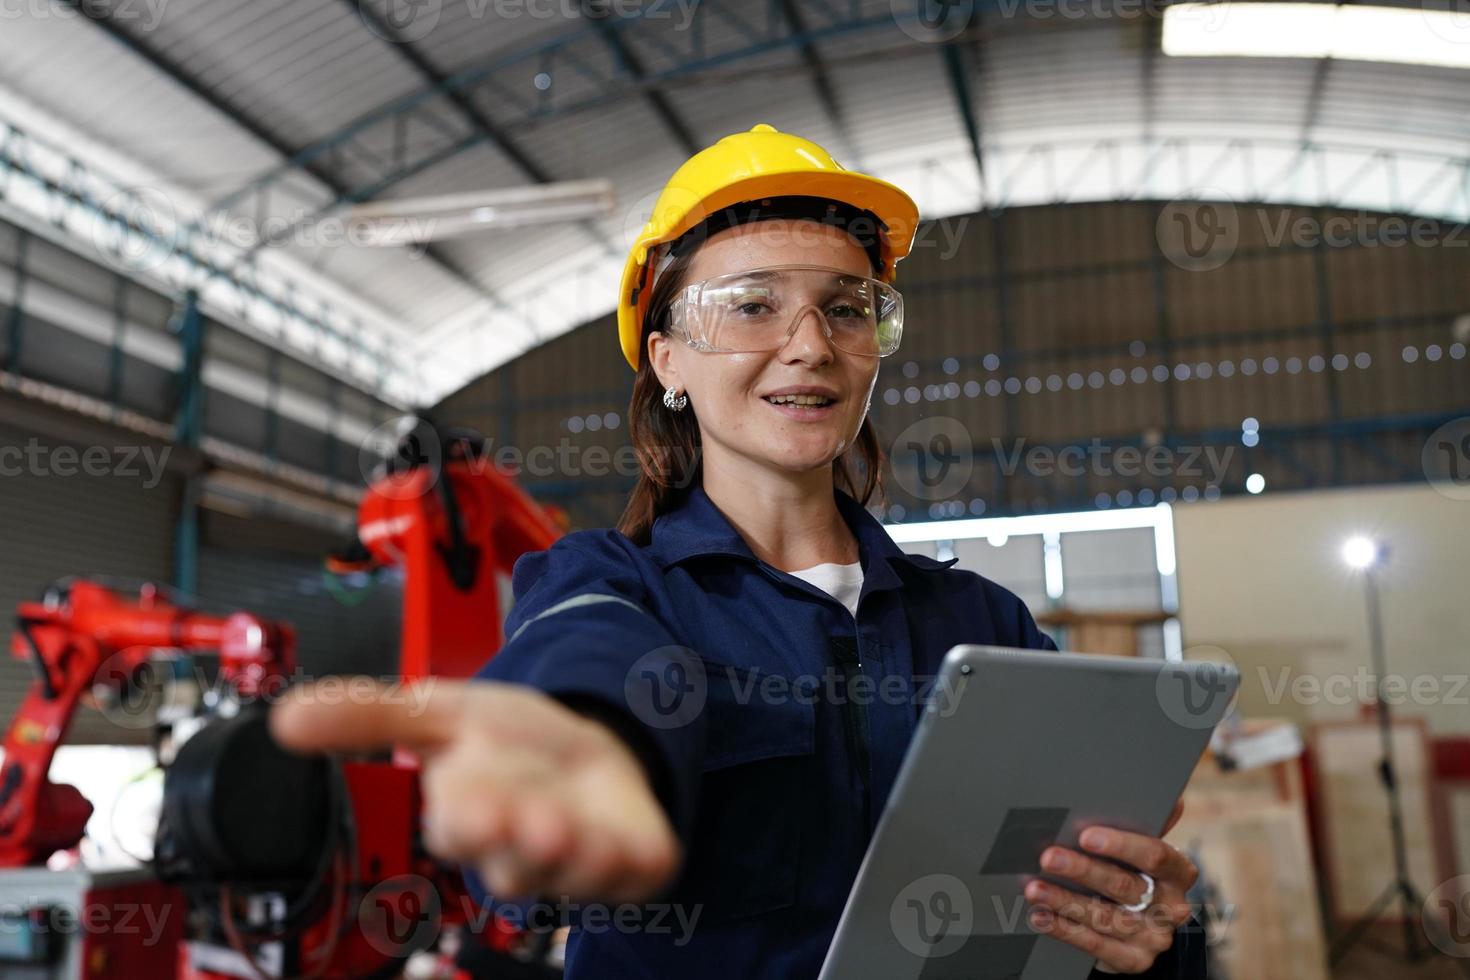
[617,123,920,370]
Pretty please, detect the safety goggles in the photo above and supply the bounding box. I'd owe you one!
[665,264,904,358]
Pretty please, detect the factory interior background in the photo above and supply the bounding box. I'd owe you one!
[0,0,1467,978]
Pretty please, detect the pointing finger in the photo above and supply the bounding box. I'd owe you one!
[269,677,463,755]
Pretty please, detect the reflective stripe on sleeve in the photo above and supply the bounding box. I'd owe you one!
[508,592,652,642]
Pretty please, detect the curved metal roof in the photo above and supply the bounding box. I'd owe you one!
[2,0,1468,402]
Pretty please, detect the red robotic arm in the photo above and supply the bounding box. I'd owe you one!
[346,420,563,683]
[0,580,294,867]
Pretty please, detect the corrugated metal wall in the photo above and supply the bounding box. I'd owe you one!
[197,511,402,682]
[0,217,398,488]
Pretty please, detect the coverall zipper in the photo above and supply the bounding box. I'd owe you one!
[756,562,876,831]
[829,632,873,830]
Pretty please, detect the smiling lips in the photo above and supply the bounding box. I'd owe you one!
[762,389,839,418]
[766,393,833,406]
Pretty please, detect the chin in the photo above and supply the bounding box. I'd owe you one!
[759,436,850,473]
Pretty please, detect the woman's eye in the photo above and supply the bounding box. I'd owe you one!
[735,300,772,316]
[827,303,867,320]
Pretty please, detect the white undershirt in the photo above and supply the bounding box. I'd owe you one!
[787,560,864,619]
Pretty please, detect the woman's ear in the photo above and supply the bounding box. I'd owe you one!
[647,332,681,392]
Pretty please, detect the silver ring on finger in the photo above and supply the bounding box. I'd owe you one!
[1118,872,1155,914]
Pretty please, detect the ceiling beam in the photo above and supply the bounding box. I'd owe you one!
[1300,55,1333,143]
[59,0,535,338]
[942,37,987,202]
[344,0,616,260]
[346,0,555,184]
[56,0,338,193]
[776,0,861,166]
[1301,1,1370,141]
[1142,12,1160,142]
[579,0,699,156]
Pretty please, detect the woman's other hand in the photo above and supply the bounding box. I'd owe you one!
[269,679,681,904]
[1023,801,1197,974]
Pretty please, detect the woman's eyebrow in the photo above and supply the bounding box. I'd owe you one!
[724,270,783,284]
[725,269,854,286]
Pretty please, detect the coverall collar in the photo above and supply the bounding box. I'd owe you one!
[648,483,957,590]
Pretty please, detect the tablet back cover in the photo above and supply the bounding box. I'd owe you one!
[818,646,1239,980]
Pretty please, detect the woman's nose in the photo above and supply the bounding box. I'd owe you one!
[778,305,836,364]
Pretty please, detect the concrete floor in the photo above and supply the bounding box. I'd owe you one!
[1330,926,1470,980]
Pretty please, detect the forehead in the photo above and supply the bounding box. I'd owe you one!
[684,218,873,282]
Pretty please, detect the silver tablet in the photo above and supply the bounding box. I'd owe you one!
[818,645,1240,980]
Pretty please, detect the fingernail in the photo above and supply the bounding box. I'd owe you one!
[1081,830,1107,851]
[1042,849,1069,872]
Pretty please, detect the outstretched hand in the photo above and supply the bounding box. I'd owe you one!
[269,679,681,903]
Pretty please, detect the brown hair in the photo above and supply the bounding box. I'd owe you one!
[615,221,887,545]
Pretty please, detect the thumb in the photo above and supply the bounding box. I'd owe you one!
[269,677,465,755]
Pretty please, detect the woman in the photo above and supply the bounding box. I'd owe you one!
[273,124,1205,978]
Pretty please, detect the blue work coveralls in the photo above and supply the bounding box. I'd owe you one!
[467,485,1206,978]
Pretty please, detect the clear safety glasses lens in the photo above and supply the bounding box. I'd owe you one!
[668,265,903,357]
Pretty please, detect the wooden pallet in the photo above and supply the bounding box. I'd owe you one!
[1166,721,1330,980]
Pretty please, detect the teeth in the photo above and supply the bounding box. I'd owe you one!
[767,394,833,406]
